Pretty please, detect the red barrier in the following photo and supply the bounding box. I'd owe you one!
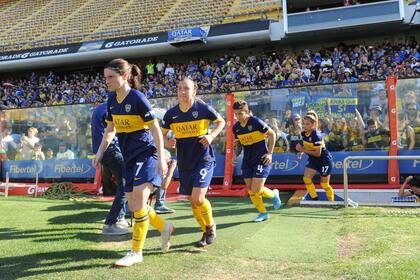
[223,93,235,190]
[386,76,399,185]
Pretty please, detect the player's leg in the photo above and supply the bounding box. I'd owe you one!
[319,159,334,201]
[190,162,216,245]
[115,182,152,267]
[303,167,318,200]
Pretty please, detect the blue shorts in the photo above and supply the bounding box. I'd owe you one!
[306,156,333,177]
[242,162,272,179]
[123,154,162,193]
[178,161,214,195]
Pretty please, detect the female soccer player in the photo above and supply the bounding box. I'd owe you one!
[296,111,334,201]
[232,100,281,222]
[161,77,225,247]
[93,58,173,267]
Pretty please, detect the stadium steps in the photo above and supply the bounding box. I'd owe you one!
[0,0,51,47]
[223,0,282,24]
[0,0,86,50]
[224,0,243,20]
[89,0,133,40]
[91,0,176,40]
[156,0,234,32]
[35,0,96,44]
[149,0,184,33]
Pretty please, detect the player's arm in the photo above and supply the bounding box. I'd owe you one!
[262,127,276,165]
[296,140,322,157]
[399,176,413,196]
[162,159,177,190]
[161,129,176,149]
[93,123,116,168]
[199,115,226,148]
[148,121,168,177]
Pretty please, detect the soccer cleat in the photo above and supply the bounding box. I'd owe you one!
[254,212,269,222]
[161,222,174,253]
[196,232,207,247]
[102,223,130,236]
[273,189,281,210]
[154,205,175,214]
[115,250,143,267]
[116,218,131,228]
[205,224,216,245]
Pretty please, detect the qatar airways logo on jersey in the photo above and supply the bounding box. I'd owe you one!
[104,36,159,49]
[174,123,199,134]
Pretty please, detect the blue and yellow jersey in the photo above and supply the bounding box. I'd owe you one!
[301,130,331,159]
[233,116,269,168]
[161,100,223,171]
[106,89,156,164]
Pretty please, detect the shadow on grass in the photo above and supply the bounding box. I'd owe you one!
[44,203,111,212]
[48,210,108,225]
[0,249,121,280]
[0,227,102,243]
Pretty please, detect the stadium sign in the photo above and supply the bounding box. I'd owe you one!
[0,46,80,62]
[2,159,95,179]
[168,26,210,43]
[102,35,162,49]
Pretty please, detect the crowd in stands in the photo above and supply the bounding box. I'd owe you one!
[1,39,420,109]
[0,39,419,159]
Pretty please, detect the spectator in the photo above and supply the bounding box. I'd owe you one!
[397,114,415,150]
[19,127,40,160]
[56,143,75,160]
[45,148,54,159]
[398,176,420,200]
[32,142,45,160]
[364,119,390,150]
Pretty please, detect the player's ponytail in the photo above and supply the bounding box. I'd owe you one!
[129,64,142,90]
[105,58,142,91]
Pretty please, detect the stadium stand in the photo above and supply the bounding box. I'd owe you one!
[151,0,235,33]
[0,0,282,52]
[223,0,282,23]
[1,40,419,109]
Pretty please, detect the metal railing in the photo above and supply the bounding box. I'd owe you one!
[343,155,420,207]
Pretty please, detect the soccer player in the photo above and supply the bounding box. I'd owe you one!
[399,176,420,200]
[91,102,129,236]
[296,111,335,201]
[232,100,281,222]
[161,77,225,247]
[93,58,173,267]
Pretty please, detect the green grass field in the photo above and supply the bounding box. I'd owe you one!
[0,196,419,280]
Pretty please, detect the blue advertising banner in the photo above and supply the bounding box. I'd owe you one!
[168,26,210,43]
[2,159,96,179]
[397,150,420,174]
[234,150,389,176]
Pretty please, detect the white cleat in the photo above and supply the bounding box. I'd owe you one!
[161,222,174,253]
[115,250,143,267]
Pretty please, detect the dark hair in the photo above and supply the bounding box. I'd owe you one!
[105,58,142,90]
[233,100,248,110]
[409,176,420,188]
[367,119,376,126]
